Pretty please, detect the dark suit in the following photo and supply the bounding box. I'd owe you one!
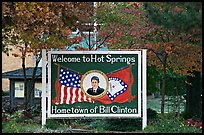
[87,87,104,95]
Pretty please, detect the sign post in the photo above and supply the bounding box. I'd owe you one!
[142,49,147,130]
[41,49,47,128]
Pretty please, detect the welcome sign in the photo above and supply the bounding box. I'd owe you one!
[47,51,142,118]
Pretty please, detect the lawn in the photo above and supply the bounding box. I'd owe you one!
[2,96,201,133]
[147,95,185,113]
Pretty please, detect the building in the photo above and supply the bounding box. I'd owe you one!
[2,47,35,91]
[2,67,48,108]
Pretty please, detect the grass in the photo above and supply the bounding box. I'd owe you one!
[2,121,41,133]
[2,96,201,133]
[147,95,185,113]
[3,116,202,133]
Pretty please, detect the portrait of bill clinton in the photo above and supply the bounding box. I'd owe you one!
[87,76,104,96]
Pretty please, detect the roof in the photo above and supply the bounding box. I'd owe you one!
[2,67,48,79]
[66,32,109,51]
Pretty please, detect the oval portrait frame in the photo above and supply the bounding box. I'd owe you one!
[80,70,109,99]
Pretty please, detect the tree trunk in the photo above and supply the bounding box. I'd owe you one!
[23,56,28,110]
[26,56,41,109]
[161,53,167,121]
[186,71,201,119]
[177,95,181,118]
[161,63,166,121]
[88,30,91,50]
[27,64,38,103]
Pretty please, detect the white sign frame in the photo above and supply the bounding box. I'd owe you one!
[42,50,147,129]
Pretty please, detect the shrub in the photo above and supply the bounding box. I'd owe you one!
[185,118,202,129]
[87,119,107,132]
[104,118,142,131]
[181,111,192,120]
[147,108,158,120]
[45,119,61,130]
[30,104,41,117]
[2,90,9,96]
[3,105,18,115]
[144,118,202,133]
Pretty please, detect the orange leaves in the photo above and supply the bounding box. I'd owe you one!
[134,2,140,8]
[164,42,173,55]
[131,31,137,36]
[146,36,202,76]
[116,31,123,37]
[26,47,33,53]
[6,2,93,51]
[74,46,89,51]
[70,36,83,44]
[129,21,137,26]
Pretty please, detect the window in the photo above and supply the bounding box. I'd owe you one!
[34,82,48,98]
[15,82,24,97]
[34,82,42,98]
[14,81,48,98]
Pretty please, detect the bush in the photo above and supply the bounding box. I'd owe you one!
[147,108,158,119]
[2,90,9,96]
[30,104,41,117]
[181,111,193,120]
[45,119,67,130]
[87,119,107,132]
[144,118,202,133]
[3,105,18,115]
[104,118,142,131]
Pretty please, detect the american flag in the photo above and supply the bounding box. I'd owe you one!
[52,67,94,105]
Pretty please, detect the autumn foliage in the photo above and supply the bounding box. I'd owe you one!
[2,2,94,111]
[96,2,202,76]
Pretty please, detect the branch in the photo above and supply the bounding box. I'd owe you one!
[34,55,42,80]
[160,33,165,43]
[148,48,164,64]
[78,31,91,50]
[95,30,114,49]
[166,30,170,42]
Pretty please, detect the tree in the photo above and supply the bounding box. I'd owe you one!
[2,2,93,112]
[143,2,202,41]
[144,2,202,120]
[95,2,202,121]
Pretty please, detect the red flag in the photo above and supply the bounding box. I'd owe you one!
[95,66,136,104]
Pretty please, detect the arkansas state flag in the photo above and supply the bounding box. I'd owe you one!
[95,66,136,104]
[52,67,94,105]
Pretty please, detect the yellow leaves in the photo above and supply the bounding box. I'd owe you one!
[164,42,173,55]
[36,5,43,11]
[156,64,163,71]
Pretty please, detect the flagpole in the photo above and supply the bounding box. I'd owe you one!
[129,63,134,102]
[56,63,60,104]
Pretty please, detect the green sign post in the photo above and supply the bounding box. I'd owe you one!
[42,50,147,129]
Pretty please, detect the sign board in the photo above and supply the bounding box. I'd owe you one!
[47,51,142,118]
